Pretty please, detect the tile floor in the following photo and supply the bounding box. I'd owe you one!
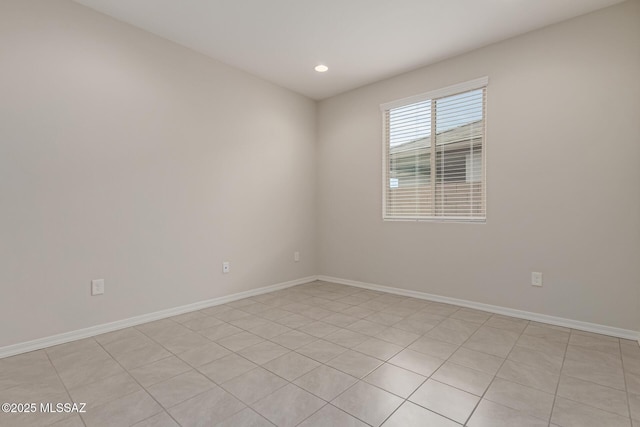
[1,280,639,426]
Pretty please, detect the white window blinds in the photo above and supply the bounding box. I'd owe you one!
[382,78,487,221]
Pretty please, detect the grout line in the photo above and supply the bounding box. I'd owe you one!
[619,338,633,422]
[545,328,569,427]
[94,338,185,427]
[43,349,89,427]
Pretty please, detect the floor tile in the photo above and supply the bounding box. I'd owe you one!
[406,311,446,324]
[56,356,125,389]
[332,381,403,427]
[448,347,503,376]
[323,329,369,348]
[561,357,625,390]
[168,385,246,426]
[259,307,292,321]
[365,312,404,327]
[276,313,315,329]
[629,393,639,422]
[323,312,360,328]
[426,325,473,346]
[297,404,368,427]
[326,350,382,378]
[237,341,290,365]
[467,399,548,427]
[376,327,420,347]
[198,353,256,384]
[431,361,493,396]
[199,323,243,341]
[148,325,195,344]
[409,378,478,424]
[353,338,403,361]
[565,344,621,366]
[180,316,225,332]
[241,302,271,315]
[253,384,325,427]
[382,401,459,427]
[408,336,459,360]
[212,308,253,322]
[221,367,287,404]
[214,407,274,427]
[298,322,340,338]
[0,350,55,391]
[132,411,179,427]
[516,334,567,358]
[484,377,554,421]
[0,377,73,426]
[217,331,264,352]
[550,396,632,427]
[294,365,358,401]
[296,339,348,363]
[496,359,559,394]
[423,303,460,317]
[392,318,438,335]
[102,335,155,357]
[177,342,232,367]
[364,363,426,398]
[159,332,213,355]
[508,345,563,374]
[68,371,141,409]
[81,389,162,427]
[147,370,215,408]
[269,330,317,350]
[569,332,620,354]
[557,375,629,417]
[229,315,267,331]
[463,326,519,358]
[523,324,570,343]
[249,321,292,339]
[113,343,172,370]
[51,416,87,427]
[46,339,102,362]
[262,352,320,381]
[301,307,334,321]
[627,372,640,395]
[347,319,388,336]
[129,356,192,388]
[381,305,419,318]
[388,349,444,377]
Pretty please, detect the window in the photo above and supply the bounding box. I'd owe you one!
[382,77,487,221]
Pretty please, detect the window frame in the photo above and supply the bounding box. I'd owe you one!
[381,77,488,223]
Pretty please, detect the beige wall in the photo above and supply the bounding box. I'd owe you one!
[317,1,640,331]
[0,0,316,348]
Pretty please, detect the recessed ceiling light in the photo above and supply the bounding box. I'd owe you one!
[314,64,328,73]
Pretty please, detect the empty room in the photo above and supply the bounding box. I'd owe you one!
[1,0,639,426]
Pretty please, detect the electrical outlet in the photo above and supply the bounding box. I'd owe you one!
[222,261,230,273]
[294,251,300,262]
[531,272,543,287]
[91,279,105,295]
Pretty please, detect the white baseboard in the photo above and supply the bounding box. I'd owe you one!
[3,274,638,359]
[318,275,640,342]
[0,276,318,359]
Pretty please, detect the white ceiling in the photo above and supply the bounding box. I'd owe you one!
[73,0,624,100]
